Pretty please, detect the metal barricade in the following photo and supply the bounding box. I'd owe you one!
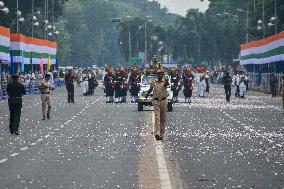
[247,72,282,94]
[1,84,8,100]
[0,78,65,100]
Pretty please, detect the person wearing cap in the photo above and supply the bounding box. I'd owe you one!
[39,74,53,120]
[280,73,284,113]
[223,72,232,102]
[114,67,122,103]
[103,66,114,103]
[129,67,140,103]
[183,68,195,103]
[81,69,89,96]
[7,74,26,135]
[65,69,75,103]
[145,65,169,140]
[204,71,210,93]
[270,73,278,98]
[170,67,181,103]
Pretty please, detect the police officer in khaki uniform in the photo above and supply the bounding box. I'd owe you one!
[39,74,52,120]
[145,65,169,140]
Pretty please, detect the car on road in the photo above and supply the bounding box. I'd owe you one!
[137,74,173,112]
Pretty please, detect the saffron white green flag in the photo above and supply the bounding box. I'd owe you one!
[240,31,284,65]
[0,26,10,62]
[10,33,57,65]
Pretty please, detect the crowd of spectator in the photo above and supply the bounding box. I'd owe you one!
[0,70,65,99]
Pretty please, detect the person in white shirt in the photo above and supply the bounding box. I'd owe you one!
[81,70,89,96]
[239,74,246,98]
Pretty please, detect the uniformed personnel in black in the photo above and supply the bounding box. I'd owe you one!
[223,72,232,102]
[65,69,75,103]
[7,74,26,135]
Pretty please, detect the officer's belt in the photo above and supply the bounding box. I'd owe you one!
[41,92,50,94]
[153,97,167,101]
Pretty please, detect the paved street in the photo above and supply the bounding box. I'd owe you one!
[0,84,283,189]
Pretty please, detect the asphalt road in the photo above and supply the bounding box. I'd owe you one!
[0,84,283,189]
[165,86,284,189]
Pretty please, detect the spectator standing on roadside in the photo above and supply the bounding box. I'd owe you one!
[270,73,278,98]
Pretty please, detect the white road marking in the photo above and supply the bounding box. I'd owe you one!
[152,112,172,189]
[10,153,19,157]
[0,158,8,164]
[44,134,50,138]
[0,95,104,165]
[20,147,28,151]
[37,138,43,142]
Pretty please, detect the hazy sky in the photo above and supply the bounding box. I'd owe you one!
[157,0,210,16]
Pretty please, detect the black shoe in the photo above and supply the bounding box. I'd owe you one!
[71,101,75,103]
[155,134,160,140]
[10,130,14,134]
[47,115,50,120]
[42,117,46,120]
[14,131,19,135]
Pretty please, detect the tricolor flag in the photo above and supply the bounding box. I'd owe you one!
[10,33,57,65]
[0,26,10,62]
[240,31,284,65]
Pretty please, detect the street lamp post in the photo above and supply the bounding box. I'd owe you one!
[15,0,25,33]
[144,16,147,64]
[262,0,265,38]
[0,1,9,14]
[144,15,152,64]
[16,0,18,32]
[236,6,249,43]
[257,0,277,38]
[125,15,132,62]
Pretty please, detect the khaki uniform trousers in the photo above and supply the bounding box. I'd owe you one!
[41,94,51,118]
[153,99,167,137]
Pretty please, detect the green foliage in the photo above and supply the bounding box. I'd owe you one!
[0,0,68,37]
[59,0,177,67]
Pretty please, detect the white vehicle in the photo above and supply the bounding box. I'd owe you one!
[138,74,173,112]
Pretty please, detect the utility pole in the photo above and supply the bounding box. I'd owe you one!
[32,0,34,38]
[16,0,19,33]
[254,0,256,20]
[128,23,131,62]
[31,0,34,73]
[144,2,147,64]
[275,0,277,34]
[262,0,265,38]
[246,0,249,43]
[52,0,55,41]
[44,0,46,39]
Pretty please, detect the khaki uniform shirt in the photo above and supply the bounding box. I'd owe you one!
[151,79,167,99]
[39,80,51,93]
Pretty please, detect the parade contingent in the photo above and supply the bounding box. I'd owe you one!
[2,56,284,138]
